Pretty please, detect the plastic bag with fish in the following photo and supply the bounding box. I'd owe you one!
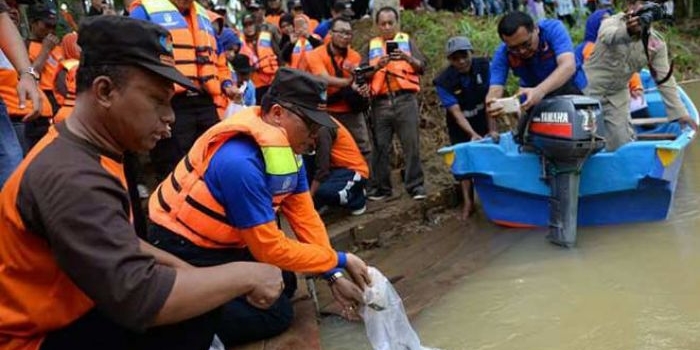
[361,267,440,350]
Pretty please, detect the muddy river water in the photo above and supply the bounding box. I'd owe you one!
[321,82,700,350]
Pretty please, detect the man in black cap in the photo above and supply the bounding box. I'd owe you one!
[0,16,284,350]
[147,67,371,346]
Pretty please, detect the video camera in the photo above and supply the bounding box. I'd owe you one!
[633,2,673,27]
[353,65,374,86]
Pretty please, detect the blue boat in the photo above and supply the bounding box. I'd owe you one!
[438,71,698,228]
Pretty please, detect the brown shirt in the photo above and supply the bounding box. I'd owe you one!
[15,123,175,330]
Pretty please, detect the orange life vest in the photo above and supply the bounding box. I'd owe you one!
[139,0,221,96]
[149,107,304,249]
[28,41,64,92]
[290,36,315,70]
[243,31,279,87]
[368,33,420,96]
[0,127,119,350]
[0,67,53,118]
[52,59,79,123]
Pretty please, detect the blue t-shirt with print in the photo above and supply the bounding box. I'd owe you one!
[490,19,586,90]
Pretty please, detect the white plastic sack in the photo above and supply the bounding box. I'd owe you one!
[361,267,440,350]
[208,334,225,350]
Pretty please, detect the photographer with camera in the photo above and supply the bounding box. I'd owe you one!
[583,0,697,151]
[304,16,372,167]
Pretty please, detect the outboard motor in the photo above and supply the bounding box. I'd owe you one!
[515,95,605,247]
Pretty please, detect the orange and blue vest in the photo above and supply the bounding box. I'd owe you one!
[149,107,304,249]
[368,33,420,96]
[139,0,221,95]
[243,31,279,87]
[290,36,315,70]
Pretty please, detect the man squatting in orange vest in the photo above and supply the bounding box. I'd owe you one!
[147,68,372,347]
[0,16,285,350]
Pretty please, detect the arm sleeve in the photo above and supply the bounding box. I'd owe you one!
[306,50,330,76]
[216,54,232,86]
[489,44,509,86]
[204,138,337,273]
[547,20,575,57]
[280,191,333,249]
[312,126,334,182]
[597,16,633,45]
[436,84,459,108]
[22,163,175,331]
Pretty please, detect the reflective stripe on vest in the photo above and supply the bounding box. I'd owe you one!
[149,107,302,249]
[368,33,420,96]
[141,0,220,95]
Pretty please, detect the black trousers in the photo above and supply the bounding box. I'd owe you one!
[147,224,296,347]
[40,308,219,350]
[149,93,219,182]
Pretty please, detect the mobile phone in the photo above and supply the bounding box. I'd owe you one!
[386,40,399,54]
[495,96,521,114]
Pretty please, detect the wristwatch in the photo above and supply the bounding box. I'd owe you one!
[19,67,39,81]
[327,271,345,285]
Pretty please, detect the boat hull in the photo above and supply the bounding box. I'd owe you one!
[439,73,697,228]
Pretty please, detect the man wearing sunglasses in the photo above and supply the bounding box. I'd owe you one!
[148,68,371,347]
[486,11,586,126]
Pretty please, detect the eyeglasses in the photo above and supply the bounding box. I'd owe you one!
[279,103,321,135]
[506,31,534,54]
[331,29,353,37]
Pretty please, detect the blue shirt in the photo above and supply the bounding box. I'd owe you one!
[490,19,586,90]
[203,136,308,229]
[232,73,257,107]
[314,19,332,38]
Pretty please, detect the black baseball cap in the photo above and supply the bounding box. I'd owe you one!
[266,68,335,128]
[27,3,57,25]
[78,16,198,91]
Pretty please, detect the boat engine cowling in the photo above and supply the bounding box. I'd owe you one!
[515,95,606,247]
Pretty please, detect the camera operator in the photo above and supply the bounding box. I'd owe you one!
[583,0,697,151]
[304,16,372,167]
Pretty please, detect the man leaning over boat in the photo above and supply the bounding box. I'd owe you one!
[485,10,586,138]
[583,0,697,151]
